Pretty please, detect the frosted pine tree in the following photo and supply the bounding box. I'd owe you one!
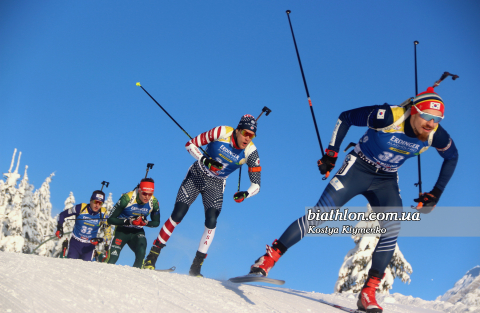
[334,204,412,294]
[32,173,57,256]
[51,192,76,258]
[0,179,4,244]
[20,165,42,254]
[0,149,25,252]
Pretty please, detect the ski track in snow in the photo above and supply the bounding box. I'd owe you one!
[0,252,478,313]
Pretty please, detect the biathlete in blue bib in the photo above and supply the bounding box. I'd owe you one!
[56,190,108,261]
[143,115,262,277]
[248,87,458,313]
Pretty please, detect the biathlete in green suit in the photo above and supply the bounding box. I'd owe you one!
[106,178,160,268]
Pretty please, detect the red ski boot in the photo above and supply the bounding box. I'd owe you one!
[357,270,384,313]
[249,240,285,277]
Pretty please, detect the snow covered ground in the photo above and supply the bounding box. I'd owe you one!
[0,252,478,313]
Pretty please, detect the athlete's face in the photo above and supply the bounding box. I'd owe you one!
[138,189,153,203]
[235,129,255,149]
[90,200,103,212]
[410,108,442,141]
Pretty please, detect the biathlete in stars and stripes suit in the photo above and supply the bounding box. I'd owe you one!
[143,114,262,277]
[248,87,458,313]
[56,190,109,261]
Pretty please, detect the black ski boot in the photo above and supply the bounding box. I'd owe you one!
[189,251,207,277]
[143,240,166,270]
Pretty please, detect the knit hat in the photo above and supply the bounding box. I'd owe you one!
[237,114,257,134]
[91,190,105,202]
[411,87,445,116]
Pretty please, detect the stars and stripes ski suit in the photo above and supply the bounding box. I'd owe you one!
[276,103,458,275]
[156,125,261,255]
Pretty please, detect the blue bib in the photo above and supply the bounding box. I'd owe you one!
[205,140,246,178]
[72,204,106,243]
[357,107,434,171]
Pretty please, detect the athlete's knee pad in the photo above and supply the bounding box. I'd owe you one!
[204,207,220,229]
[171,202,190,223]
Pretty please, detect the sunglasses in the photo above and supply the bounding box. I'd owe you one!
[93,200,103,205]
[240,129,256,139]
[414,106,443,123]
[141,192,153,197]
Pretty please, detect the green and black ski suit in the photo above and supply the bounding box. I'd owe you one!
[106,189,160,268]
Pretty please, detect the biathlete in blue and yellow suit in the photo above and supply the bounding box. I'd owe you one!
[248,87,458,313]
[56,190,108,261]
[106,178,160,268]
[143,114,262,277]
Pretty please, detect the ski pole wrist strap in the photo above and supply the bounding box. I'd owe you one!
[325,149,338,158]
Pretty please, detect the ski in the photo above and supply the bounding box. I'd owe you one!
[155,266,176,273]
[228,274,285,285]
[229,274,362,312]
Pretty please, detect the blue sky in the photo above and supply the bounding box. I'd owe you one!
[2,1,479,301]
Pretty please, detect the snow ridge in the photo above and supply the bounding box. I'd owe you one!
[438,266,480,308]
[0,251,479,313]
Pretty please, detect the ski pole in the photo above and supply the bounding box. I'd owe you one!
[285,10,328,180]
[62,239,69,257]
[101,181,109,191]
[237,106,272,192]
[136,82,209,156]
[415,70,459,196]
[432,71,459,88]
[31,232,72,254]
[256,106,272,122]
[413,41,423,195]
[133,163,156,191]
[145,163,154,178]
[66,218,107,221]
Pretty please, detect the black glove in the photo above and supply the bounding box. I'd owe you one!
[55,225,64,239]
[414,187,442,214]
[318,149,338,177]
[201,156,223,173]
[233,191,249,203]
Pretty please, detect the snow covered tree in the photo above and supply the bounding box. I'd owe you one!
[20,165,42,254]
[0,149,60,255]
[31,173,57,256]
[0,180,4,244]
[335,204,412,294]
[0,149,25,252]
